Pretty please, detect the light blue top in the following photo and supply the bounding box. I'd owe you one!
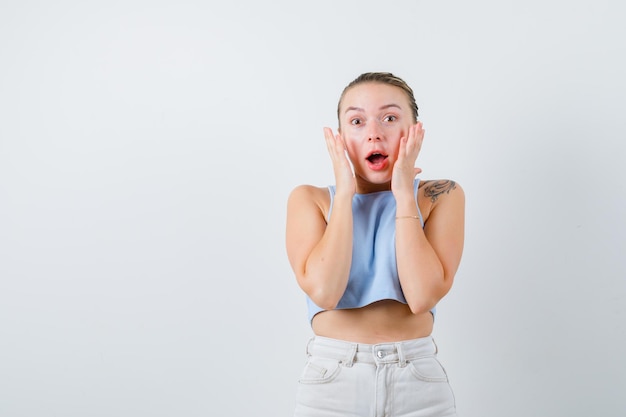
[306,178,436,324]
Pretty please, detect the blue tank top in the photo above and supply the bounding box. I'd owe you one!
[306,178,436,323]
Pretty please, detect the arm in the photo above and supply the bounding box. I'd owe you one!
[391,123,465,314]
[285,128,356,310]
[395,181,465,314]
[285,186,353,310]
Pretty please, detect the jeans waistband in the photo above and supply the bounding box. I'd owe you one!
[305,335,438,367]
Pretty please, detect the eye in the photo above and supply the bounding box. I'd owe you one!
[350,118,362,125]
[383,115,397,122]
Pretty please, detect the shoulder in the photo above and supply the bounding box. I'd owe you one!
[287,184,332,218]
[417,179,464,221]
[418,179,464,203]
[288,184,330,202]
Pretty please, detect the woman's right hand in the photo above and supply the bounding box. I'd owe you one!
[324,127,356,197]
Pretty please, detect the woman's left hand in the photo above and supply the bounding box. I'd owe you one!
[392,122,424,197]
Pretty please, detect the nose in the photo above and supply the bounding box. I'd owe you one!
[367,121,383,141]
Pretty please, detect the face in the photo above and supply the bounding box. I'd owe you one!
[338,82,414,191]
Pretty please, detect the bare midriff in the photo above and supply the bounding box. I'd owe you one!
[310,299,434,344]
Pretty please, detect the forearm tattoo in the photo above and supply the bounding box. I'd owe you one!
[423,180,457,202]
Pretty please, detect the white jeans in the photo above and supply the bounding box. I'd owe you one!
[294,336,457,417]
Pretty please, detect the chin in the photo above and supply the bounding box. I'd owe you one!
[361,173,392,186]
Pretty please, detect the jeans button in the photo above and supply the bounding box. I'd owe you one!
[377,350,384,358]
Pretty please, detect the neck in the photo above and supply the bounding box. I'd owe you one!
[355,176,392,194]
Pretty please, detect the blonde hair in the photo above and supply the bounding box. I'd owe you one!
[337,72,419,126]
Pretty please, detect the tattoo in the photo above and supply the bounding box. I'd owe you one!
[423,180,457,202]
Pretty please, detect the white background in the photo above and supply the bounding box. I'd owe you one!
[1,1,625,416]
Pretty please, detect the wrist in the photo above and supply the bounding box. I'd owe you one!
[395,195,418,210]
[333,190,354,203]
[392,183,414,198]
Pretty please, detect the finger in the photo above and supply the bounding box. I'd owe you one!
[407,124,418,149]
[324,127,336,147]
[337,133,355,170]
[400,125,415,161]
[414,122,425,146]
[397,135,408,161]
[413,167,422,176]
[407,123,424,158]
[323,127,334,149]
[323,127,342,160]
[336,132,347,151]
[335,133,350,165]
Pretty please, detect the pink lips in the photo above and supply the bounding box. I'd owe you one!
[365,151,389,171]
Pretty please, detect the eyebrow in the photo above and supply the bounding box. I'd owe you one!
[344,104,402,114]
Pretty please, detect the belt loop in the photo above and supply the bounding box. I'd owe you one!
[305,336,315,357]
[396,342,407,368]
[343,343,357,367]
[432,337,439,355]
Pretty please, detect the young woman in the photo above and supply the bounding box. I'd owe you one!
[286,72,465,417]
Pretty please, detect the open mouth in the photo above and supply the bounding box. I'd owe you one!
[365,151,389,170]
[366,152,388,164]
